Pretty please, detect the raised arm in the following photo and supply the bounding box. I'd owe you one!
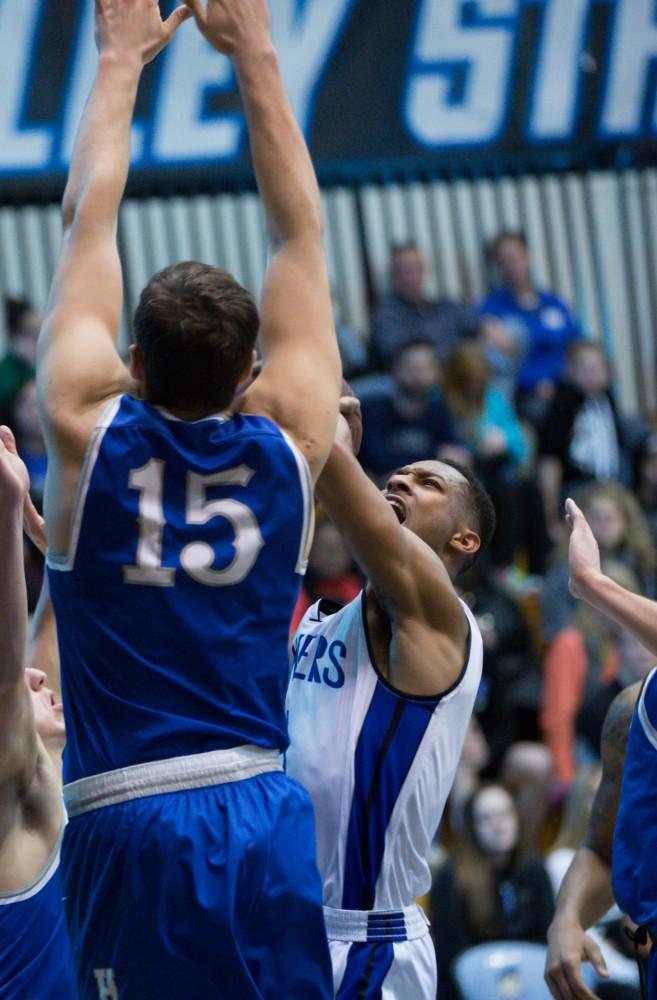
[0,428,36,791]
[38,1,190,457]
[567,498,657,656]
[315,413,470,694]
[186,0,341,479]
[545,684,638,1000]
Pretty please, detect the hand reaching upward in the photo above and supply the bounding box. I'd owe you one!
[565,497,601,599]
[95,0,191,64]
[182,0,271,56]
[0,426,30,505]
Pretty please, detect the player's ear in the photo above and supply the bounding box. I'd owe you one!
[129,344,145,383]
[449,528,480,560]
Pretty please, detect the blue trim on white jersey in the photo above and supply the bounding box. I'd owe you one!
[341,685,436,910]
[337,942,395,999]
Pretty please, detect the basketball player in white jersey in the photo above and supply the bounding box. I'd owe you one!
[286,399,496,999]
[0,426,77,997]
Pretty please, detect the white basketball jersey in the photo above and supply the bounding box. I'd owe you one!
[285,591,482,912]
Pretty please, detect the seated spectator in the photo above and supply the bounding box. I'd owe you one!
[541,481,656,640]
[290,517,363,632]
[9,378,47,507]
[479,231,581,423]
[441,343,550,575]
[538,340,626,540]
[540,562,654,789]
[370,242,479,368]
[331,291,368,380]
[0,296,40,420]
[431,784,554,1000]
[358,339,459,480]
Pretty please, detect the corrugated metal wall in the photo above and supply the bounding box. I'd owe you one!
[1,169,655,414]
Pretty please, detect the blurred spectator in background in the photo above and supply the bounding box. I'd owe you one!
[291,516,363,631]
[540,562,653,789]
[431,784,554,1000]
[358,339,460,480]
[634,430,657,545]
[0,296,40,420]
[546,766,641,998]
[479,231,581,424]
[441,342,550,576]
[331,290,368,381]
[538,340,626,542]
[540,481,656,641]
[370,242,479,368]
[9,378,47,508]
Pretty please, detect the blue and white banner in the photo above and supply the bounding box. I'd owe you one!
[0,0,653,201]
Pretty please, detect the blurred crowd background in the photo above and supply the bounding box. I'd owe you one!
[2,1,657,997]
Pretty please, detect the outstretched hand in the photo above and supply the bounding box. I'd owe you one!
[0,426,46,553]
[95,0,192,64]
[181,0,271,56]
[338,392,362,456]
[565,497,601,600]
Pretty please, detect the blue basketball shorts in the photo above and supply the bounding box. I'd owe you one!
[61,747,332,999]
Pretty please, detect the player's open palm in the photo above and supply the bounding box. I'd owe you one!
[94,0,191,64]
[565,498,602,599]
[182,0,271,56]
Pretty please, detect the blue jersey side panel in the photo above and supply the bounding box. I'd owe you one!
[612,668,657,927]
[0,863,77,999]
[49,397,309,783]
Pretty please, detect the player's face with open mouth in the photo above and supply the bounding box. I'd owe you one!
[383,461,465,552]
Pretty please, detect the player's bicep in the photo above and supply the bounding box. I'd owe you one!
[38,221,133,434]
[0,682,37,790]
[243,240,341,476]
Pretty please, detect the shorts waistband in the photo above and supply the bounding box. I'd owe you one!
[323,903,430,943]
[64,745,282,818]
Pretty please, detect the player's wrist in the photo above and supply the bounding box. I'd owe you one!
[232,42,278,78]
[97,48,144,79]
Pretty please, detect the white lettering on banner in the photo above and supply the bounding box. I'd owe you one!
[151,24,242,162]
[0,0,51,170]
[404,0,519,147]
[600,0,657,137]
[529,0,590,140]
[272,0,357,135]
[59,0,144,165]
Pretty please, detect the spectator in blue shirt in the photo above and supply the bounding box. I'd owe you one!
[370,242,480,368]
[358,339,460,481]
[479,231,581,425]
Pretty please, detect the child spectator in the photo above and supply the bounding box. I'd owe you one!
[479,231,581,424]
[431,784,554,1000]
[538,340,626,541]
[441,342,550,575]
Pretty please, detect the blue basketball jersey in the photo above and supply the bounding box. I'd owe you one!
[612,667,657,930]
[0,829,78,999]
[48,395,312,784]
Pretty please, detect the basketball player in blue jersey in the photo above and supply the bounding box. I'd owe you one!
[285,397,496,999]
[545,497,657,1000]
[36,0,340,996]
[0,426,77,999]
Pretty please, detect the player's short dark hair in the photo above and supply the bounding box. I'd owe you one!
[134,262,259,414]
[441,458,496,572]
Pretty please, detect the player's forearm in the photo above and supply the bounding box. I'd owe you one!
[316,442,411,589]
[575,573,657,657]
[233,46,323,244]
[61,53,141,233]
[552,847,614,931]
[0,503,28,687]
